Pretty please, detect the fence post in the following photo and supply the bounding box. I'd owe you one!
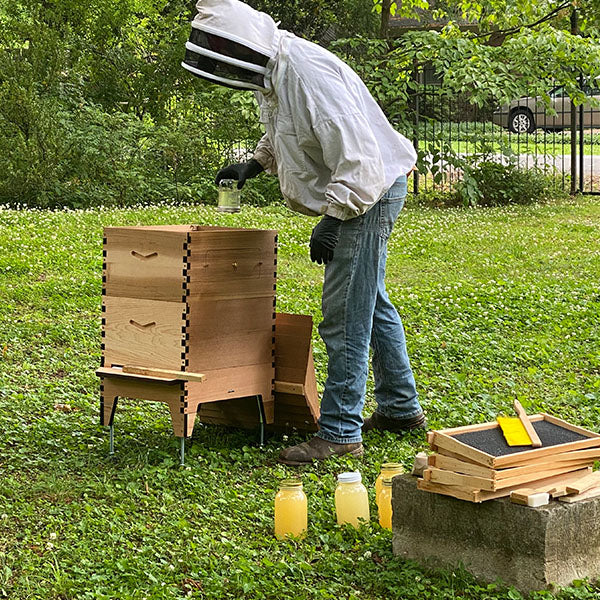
[570,9,579,194]
[579,75,584,193]
[412,62,420,196]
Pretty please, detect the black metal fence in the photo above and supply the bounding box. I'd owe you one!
[412,77,600,195]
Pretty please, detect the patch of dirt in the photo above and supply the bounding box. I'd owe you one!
[53,403,79,413]
[181,578,203,593]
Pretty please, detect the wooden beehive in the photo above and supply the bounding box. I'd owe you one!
[97,225,277,438]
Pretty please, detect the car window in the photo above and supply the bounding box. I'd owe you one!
[550,86,567,98]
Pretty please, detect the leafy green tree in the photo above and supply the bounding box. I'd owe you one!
[337,0,600,199]
[365,0,600,108]
[245,0,379,40]
[0,0,265,206]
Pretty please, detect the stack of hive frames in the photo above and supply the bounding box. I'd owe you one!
[98,225,277,438]
[419,414,600,503]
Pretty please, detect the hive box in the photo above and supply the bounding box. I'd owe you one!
[98,225,277,438]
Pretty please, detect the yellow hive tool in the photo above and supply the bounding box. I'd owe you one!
[497,400,543,447]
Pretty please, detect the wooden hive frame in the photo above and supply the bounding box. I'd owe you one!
[419,413,600,502]
[418,467,594,503]
[427,447,600,481]
[427,413,600,469]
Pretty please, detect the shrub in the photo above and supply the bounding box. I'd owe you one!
[411,188,462,208]
[413,162,569,208]
[0,94,281,209]
[456,161,569,207]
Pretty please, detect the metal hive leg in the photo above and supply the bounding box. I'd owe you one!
[256,395,266,447]
[179,437,186,467]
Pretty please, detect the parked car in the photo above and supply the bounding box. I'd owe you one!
[492,84,600,133]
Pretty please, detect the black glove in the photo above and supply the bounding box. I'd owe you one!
[310,215,343,265]
[215,159,264,190]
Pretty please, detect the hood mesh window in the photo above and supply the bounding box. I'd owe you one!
[189,28,269,68]
[183,48,265,87]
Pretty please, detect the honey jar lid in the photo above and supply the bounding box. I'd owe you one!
[279,479,303,489]
[381,462,403,471]
[337,471,362,484]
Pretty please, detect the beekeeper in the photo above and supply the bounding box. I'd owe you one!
[182,0,426,465]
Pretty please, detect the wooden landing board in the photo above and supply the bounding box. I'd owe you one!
[418,467,592,503]
[429,414,600,468]
[122,365,205,383]
[97,366,180,385]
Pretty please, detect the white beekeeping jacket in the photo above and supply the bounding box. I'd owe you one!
[187,0,417,220]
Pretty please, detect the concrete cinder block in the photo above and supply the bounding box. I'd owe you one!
[392,474,600,593]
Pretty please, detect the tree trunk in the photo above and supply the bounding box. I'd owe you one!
[380,0,392,38]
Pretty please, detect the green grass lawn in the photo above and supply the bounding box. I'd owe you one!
[448,140,600,157]
[1,198,600,600]
[417,125,600,156]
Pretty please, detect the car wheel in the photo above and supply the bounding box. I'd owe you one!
[509,109,535,134]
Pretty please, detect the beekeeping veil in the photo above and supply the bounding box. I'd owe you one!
[182,0,280,91]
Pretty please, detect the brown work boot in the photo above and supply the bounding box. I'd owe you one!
[278,436,363,466]
[362,411,427,434]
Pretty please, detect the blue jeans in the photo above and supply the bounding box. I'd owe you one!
[317,176,422,444]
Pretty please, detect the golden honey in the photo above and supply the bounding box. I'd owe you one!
[335,472,370,528]
[274,479,307,540]
[375,462,403,505]
[378,477,393,530]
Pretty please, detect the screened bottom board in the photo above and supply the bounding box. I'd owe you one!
[453,420,588,457]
